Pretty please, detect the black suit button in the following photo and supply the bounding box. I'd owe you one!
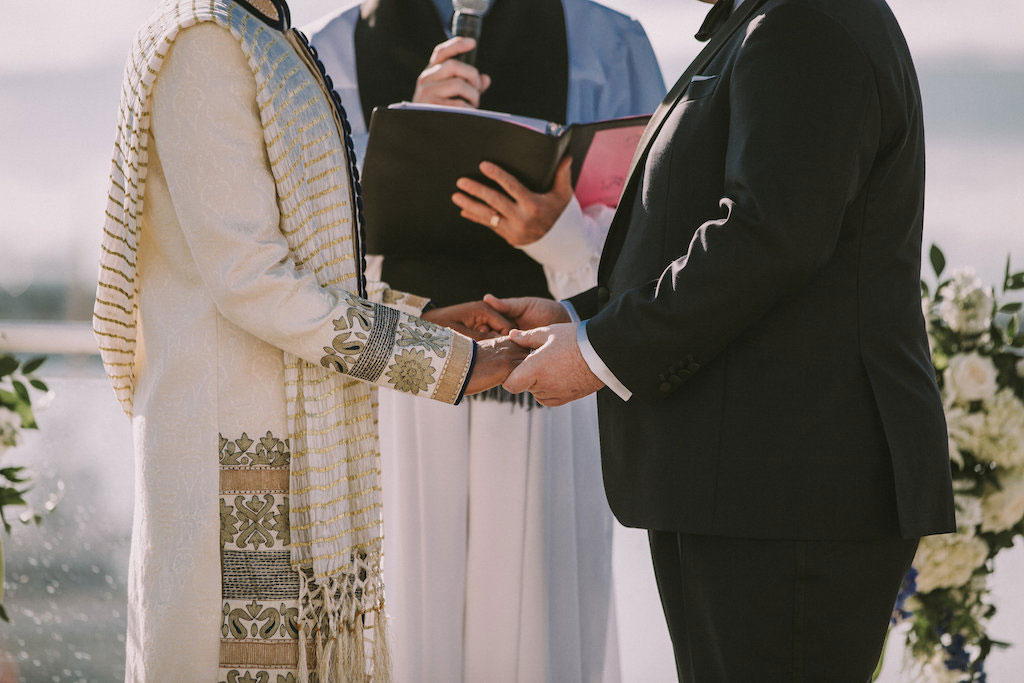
[659,382,672,394]
[597,286,610,303]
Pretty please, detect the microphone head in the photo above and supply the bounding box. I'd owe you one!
[452,0,492,16]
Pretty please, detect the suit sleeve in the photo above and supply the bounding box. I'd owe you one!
[153,23,474,404]
[584,5,878,400]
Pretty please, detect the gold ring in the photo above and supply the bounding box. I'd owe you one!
[490,213,501,229]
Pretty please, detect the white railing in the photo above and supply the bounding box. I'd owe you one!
[0,321,98,356]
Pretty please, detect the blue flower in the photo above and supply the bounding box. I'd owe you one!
[943,633,970,673]
[891,567,918,624]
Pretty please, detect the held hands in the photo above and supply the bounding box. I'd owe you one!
[502,325,604,407]
[422,301,514,340]
[427,296,604,404]
[464,336,531,396]
[481,295,604,406]
[453,157,574,247]
[482,294,571,329]
[414,37,492,108]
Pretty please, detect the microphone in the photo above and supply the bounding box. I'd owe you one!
[451,0,492,67]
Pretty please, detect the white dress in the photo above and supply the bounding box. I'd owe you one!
[306,2,665,680]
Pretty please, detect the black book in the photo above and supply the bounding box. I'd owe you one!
[361,102,650,259]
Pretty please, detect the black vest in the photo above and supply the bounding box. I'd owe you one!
[354,0,569,306]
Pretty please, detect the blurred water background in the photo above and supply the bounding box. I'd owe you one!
[0,1,1022,681]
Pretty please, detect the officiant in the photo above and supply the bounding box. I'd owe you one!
[307,1,664,680]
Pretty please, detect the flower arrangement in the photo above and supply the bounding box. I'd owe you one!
[0,353,51,622]
[895,246,1024,681]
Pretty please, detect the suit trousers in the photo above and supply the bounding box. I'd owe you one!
[648,531,919,682]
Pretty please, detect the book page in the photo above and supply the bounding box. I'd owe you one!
[387,102,561,135]
[574,124,645,209]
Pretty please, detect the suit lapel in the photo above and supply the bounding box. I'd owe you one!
[599,0,767,283]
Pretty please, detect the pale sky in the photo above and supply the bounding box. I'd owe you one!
[2,1,1023,76]
[0,0,1022,300]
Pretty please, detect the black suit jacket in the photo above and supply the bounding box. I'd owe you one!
[570,0,955,540]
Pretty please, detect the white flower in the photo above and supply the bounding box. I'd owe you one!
[980,467,1024,533]
[948,437,964,469]
[34,390,55,412]
[944,353,999,404]
[919,652,968,683]
[0,405,16,426]
[976,390,1024,469]
[913,532,988,593]
[938,267,995,335]
[946,406,985,457]
[954,494,982,534]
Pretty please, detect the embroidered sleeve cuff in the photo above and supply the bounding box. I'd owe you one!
[382,290,432,316]
[453,339,478,406]
[517,196,591,273]
[578,320,632,401]
[437,332,476,405]
[318,293,475,404]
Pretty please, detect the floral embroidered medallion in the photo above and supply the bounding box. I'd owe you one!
[386,348,437,394]
[397,319,450,356]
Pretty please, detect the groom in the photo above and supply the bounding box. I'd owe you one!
[489,0,956,679]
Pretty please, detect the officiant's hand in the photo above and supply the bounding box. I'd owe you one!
[482,294,571,330]
[453,157,574,247]
[422,301,515,341]
[414,37,492,109]
[465,336,531,396]
[502,324,604,406]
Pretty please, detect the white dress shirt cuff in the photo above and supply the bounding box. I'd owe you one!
[561,300,581,324]
[577,320,632,401]
[517,196,591,273]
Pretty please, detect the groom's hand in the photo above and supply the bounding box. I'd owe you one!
[423,301,514,341]
[465,336,531,396]
[483,294,571,331]
[503,324,604,406]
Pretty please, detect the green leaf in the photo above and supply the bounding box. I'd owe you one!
[0,488,28,508]
[1001,302,1023,313]
[0,390,16,410]
[930,244,946,279]
[15,404,36,430]
[1006,272,1024,291]
[20,356,45,375]
[0,357,16,379]
[11,381,29,404]
[28,379,48,392]
[0,604,9,623]
[921,279,930,297]
[0,468,27,484]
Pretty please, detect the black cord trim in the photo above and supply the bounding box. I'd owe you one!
[234,0,290,31]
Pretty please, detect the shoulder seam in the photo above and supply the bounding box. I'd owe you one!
[753,1,873,72]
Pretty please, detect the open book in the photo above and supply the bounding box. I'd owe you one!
[361,102,649,257]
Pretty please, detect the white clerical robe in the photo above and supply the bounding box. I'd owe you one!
[306,2,665,680]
